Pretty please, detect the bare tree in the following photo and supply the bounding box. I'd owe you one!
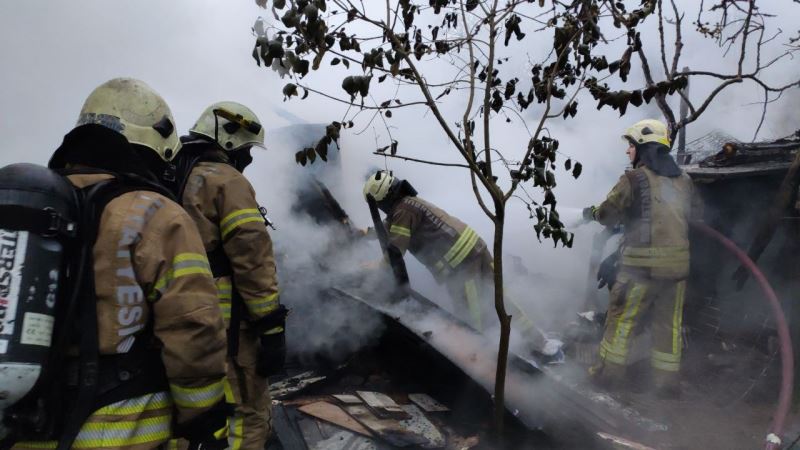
[604,0,800,143]
[250,0,685,429]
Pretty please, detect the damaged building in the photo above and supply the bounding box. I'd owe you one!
[262,129,800,450]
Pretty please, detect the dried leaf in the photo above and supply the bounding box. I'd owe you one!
[572,162,583,179]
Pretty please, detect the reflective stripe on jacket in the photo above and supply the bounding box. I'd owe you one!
[594,166,701,279]
[13,174,228,449]
[386,197,486,280]
[181,161,281,332]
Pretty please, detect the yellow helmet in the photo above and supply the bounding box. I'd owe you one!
[76,78,181,161]
[363,170,397,201]
[623,119,671,147]
[189,101,265,152]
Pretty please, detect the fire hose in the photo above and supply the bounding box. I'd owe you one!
[691,222,793,450]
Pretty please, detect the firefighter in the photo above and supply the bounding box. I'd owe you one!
[13,78,228,449]
[583,119,701,396]
[363,171,560,358]
[167,102,286,450]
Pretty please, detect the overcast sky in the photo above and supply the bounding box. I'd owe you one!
[1,1,797,312]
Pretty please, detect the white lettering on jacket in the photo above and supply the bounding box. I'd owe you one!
[114,194,164,353]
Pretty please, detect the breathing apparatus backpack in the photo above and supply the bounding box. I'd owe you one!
[0,163,173,450]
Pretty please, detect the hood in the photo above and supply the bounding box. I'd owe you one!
[634,142,682,177]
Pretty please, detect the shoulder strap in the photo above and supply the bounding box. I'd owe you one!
[624,169,652,246]
[173,149,231,202]
[56,174,172,450]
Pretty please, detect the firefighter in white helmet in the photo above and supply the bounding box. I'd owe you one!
[12,78,227,449]
[583,119,703,397]
[363,171,562,360]
[165,102,285,450]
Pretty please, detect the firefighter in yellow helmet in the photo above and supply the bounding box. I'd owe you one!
[363,171,561,359]
[12,78,228,449]
[583,119,702,396]
[165,102,286,450]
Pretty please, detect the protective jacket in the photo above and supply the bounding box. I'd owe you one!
[592,161,701,387]
[15,173,227,450]
[386,197,487,281]
[385,197,541,342]
[179,156,281,450]
[594,165,699,279]
[181,161,281,330]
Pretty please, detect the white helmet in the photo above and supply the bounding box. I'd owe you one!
[189,101,265,152]
[76,78,181,161]
[363,170,397,201]
[623,119,671,147]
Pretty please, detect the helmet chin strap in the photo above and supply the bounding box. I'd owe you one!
[213,110,221,148]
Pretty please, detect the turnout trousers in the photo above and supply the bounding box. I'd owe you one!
[225,327,272,450]
[596,270,686,388]
[443,250,543,350]
[168,328,272,450]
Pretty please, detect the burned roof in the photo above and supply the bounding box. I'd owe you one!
[682,130,800,182]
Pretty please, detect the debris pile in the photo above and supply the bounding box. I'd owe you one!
[269,372,479,450]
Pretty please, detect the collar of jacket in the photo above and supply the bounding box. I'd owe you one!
[633,142,682,177]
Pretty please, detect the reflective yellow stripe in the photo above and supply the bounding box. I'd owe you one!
[93,392,172,416]
[651,350,681,371]
[223,378,235,403]
[19,406,173,449]
[622,246,690,269]
[389,225,411,237]
[229,414,245,450]
[221,208,264,239]
[170,380,225,409]
[150,253,212,300]
[614,283,645,349]
[244,292,280,315]
[603,282,646,365]
[464,278,482,331]
[217,283,233,300]
[448,229,479,268]
[443,228,477,264]
[672,281,686,354]
[219,301,232,320]
[71,415,171,448]
[599,340,627,365]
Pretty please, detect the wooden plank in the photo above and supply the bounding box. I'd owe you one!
[356,391,408,419]
[344,405,429,448]
[398,405,445,448]
[298,401,373,438]
[407,394,449,412]
[314,429,380,450]
[332,394,363,405]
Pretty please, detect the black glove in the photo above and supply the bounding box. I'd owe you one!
[582,206,596,222]
[176,400,229,448]
[597,252,620,289]
[257,331,287,378]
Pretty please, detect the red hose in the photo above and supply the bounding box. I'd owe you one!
[691,222,793,450]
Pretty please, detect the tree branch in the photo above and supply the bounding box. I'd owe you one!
[371,152,470,168]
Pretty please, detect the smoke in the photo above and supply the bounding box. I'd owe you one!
[0,4,796,424]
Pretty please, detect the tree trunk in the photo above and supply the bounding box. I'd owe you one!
[492,204,511,438]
